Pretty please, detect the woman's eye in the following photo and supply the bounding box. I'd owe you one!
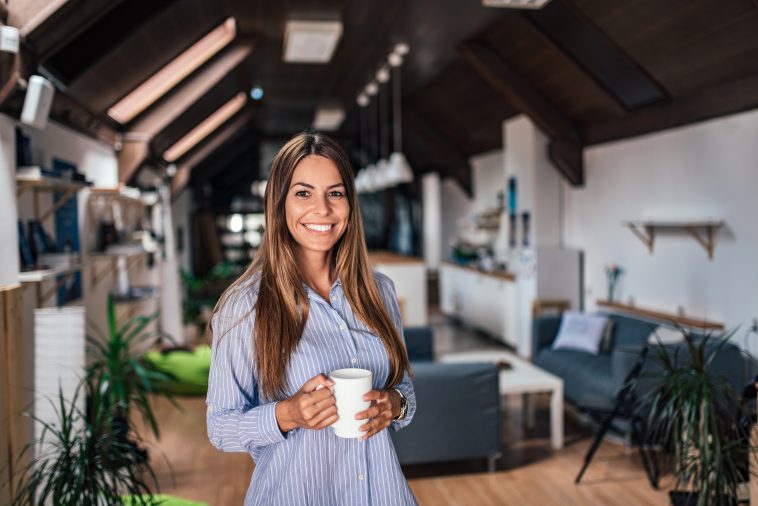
[295,190,309,198]
[329,191,344,198]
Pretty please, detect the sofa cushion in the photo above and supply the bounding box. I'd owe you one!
[552,312,608,354]
[605,313,658,349]
[535,349,618,406]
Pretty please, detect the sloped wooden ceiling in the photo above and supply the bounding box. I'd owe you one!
[7,0,758,205]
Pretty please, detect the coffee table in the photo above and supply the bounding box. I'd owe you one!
[439,350,564,450]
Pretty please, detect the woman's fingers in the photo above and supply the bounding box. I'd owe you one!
[301,374,333,393]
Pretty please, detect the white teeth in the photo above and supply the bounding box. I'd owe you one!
[305,224,333,232]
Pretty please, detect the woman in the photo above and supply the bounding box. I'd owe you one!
[206,132,418,505]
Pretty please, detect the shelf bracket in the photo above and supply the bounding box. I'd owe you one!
[626,223,655,254]
[39,189,78,222]
[683,225,716,260]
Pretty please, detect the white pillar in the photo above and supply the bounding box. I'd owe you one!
[0,115,19,286]
[158,184,185,343]
[422,172,441,270]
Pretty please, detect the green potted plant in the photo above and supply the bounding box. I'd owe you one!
[642,329,754,506]
[87,295,175,440]
[12,378,160,505]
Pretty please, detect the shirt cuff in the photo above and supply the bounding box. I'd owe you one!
[239,401,288,449]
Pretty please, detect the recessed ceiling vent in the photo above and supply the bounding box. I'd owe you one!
[483,0,552,8]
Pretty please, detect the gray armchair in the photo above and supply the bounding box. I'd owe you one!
[391,327,502,469]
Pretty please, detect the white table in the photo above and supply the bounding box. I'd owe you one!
[440,350,564,450]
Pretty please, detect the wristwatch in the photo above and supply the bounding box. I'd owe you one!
[392,388,408,421]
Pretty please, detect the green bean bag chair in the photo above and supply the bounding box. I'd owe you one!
[122,495,207,506]
[144,345,211,396]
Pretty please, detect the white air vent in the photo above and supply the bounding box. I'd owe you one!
[483,0,552,8]
[284,20,343,63]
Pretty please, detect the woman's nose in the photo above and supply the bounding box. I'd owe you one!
[311,194,330,214]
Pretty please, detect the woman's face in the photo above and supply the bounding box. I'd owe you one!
[285,155,350,259]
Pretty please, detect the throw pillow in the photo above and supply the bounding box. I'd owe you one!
[552,311,609,354]
[647,325,685,345]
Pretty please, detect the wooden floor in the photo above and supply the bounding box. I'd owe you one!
[135,395,669,505]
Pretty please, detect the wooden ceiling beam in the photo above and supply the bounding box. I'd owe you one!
[459,40,584,185]
[118,42,253,184]
[171,109,254,197]
[403,107,473,195]
[129,43,253,137]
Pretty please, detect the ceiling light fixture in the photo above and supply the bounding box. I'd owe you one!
[108,17,237,124]
[283,20,343,63]
[312,106,346,131]
[163,92,246,162]
[365,82,379,96]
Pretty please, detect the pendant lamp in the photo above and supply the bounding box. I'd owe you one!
[386,46,414,185]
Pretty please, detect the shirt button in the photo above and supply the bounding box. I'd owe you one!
[339,323,347,330]
[351,357,357,364]
[358,474,364,481]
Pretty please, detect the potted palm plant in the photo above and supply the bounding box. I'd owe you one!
[12,378,160,505]
[642,329,754,506]
[86,295,175,441]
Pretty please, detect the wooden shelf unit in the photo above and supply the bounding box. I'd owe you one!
[90,187,145,207]
[597,299,724,331]
[623,220,724,260]
[16,174,90,222]
[89,251,148,288]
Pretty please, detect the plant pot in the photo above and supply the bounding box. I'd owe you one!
[669,491,698,506]
[669,491,738,506]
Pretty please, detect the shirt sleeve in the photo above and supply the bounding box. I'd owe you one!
[376,272,417,432]
[206,286,287,453]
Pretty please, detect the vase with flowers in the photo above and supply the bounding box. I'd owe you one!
[605,264,623,302]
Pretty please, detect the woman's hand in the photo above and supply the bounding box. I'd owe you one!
[355,389,400,441]
[275,374,337,433]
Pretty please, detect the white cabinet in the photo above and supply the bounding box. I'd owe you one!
[439,263,517,346]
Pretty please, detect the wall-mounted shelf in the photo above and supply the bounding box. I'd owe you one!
[89,251,147,288]
[19,263,87,307]
[16,173,91,222]
[623,220,724,260]
[597,299,724,331]
[90,187,144,207]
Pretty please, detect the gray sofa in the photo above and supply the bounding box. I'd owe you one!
[532,313,751,412]
[390,327,502,468]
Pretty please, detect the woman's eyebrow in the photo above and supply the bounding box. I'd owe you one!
[290,182,345,189]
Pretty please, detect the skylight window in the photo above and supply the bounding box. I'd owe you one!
[163,92,247,162]
[108,17,237,124]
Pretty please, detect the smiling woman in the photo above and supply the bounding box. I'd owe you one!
[206,132,417,505]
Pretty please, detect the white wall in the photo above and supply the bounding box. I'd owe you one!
[422,172,442,269]
[440,177,473,261]
[563,108,758,345]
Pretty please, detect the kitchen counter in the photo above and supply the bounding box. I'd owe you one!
[442,261,516,282]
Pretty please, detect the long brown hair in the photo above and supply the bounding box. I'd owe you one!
[212,132,411,399]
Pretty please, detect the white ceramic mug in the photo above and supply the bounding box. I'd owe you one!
[328,368,372,438]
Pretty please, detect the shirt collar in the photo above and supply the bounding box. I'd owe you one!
[302,277,343,301]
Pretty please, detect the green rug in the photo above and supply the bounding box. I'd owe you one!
[122,495,207,506]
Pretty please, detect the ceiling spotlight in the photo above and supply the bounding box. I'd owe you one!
[376,66,390,83]
[356,93,369,107]
[166,163,178,177]
[393,43,409,56]
[388,53,403,67]
[365,82,379,96]
[250,86,264,100]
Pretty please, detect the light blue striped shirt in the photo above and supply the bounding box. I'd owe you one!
[206,271,418,505]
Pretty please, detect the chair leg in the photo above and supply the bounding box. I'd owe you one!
[487,454,501,473]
